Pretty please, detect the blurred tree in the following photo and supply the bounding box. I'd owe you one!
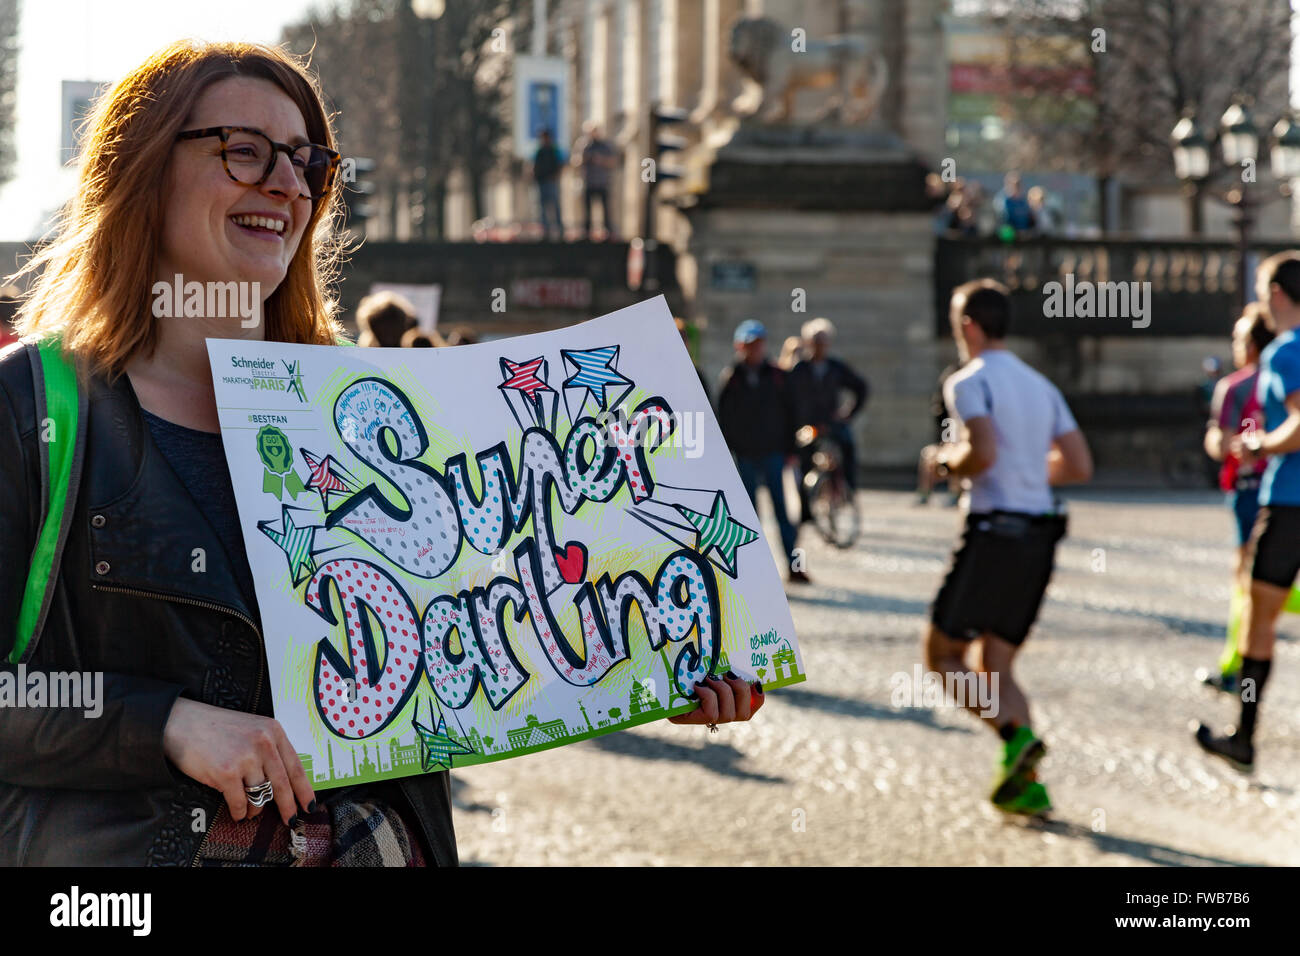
[0,0,18,191]
[282,0,526,238]
[982,0,1291,233]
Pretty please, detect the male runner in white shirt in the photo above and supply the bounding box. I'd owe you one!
[921,278,1094,815]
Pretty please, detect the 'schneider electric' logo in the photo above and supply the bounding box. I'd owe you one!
[225,356,307,403]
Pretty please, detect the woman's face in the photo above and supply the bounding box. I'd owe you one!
[157,76,314,306]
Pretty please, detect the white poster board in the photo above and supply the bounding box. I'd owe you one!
[207,296,803,788]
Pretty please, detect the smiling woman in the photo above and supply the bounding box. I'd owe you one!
[0,41,464,867]
[12,42,346,380]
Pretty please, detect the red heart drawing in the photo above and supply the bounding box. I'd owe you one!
[555,542,587,584]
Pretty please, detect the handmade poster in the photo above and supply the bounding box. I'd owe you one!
[207,295,805,789]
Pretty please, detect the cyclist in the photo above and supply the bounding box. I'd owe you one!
[788,318,868,524]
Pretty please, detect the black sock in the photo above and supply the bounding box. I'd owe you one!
[998,722,1019,742]
[1237,657,1272,744]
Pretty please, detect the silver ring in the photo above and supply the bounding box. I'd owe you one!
[245,781,274,807]
[707,723,719,734]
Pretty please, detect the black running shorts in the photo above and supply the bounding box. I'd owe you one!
[931,510,1068,647]
[1249,504,1300,589]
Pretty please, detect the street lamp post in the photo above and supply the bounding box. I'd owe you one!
[1172,102,1300,310]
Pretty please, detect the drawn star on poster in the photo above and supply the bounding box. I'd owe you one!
[258,506,326,587]
[561,345,633,420]
[676,491,760,577]
[301,448,361,511]
[412,699,476,771]
[627,484,761,579]
[499,355,558,432]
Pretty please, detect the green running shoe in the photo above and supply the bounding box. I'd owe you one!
[994,780,1052,817]
[990,726,1046,805]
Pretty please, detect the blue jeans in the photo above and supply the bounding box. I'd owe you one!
[735,453,798,570]
[538,181,563,237]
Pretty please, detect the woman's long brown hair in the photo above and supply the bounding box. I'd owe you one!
[9,40,348,378]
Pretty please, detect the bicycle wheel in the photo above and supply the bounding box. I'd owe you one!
[826,480,861,549]
[808,474,838,546]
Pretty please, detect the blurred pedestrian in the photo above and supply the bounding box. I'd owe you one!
[787,318,868,524]
[922,279,1092,816]
[1198,303,1274,694]
[1197,251,1300,772]
[717,319,804,583]
[573,122,618,240]
[531,128,565,241]
[355,290,416,347]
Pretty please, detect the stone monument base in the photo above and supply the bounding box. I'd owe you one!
[684,122,940,471]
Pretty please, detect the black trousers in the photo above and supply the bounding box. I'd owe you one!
[584,187,614,238]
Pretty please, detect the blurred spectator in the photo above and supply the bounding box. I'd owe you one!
[994,172,1036,236]
[0,284,20,349]
[573,122,619,240]
[531,129,565,241]
[1027,186,1060,235]
[944,179,981,237]
[717,319,804,583]
[355,291,417,347]
[444,324,480,346]
[928,172,953,235]
[401,328,446,348]
[778,335,804,370]
[787,317,868,522]
[925,171,947,201]
[969,181,997,235]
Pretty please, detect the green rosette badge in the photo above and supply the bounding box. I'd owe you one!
[257,425,307,500]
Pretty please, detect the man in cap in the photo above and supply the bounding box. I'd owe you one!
[717,319,805,583]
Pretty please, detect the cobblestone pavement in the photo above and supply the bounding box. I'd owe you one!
[451,489,1300,866]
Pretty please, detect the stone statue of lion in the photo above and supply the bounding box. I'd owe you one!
[728,15,889,125]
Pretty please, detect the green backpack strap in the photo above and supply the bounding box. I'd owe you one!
[11,331,346,662]
[11,338,86,664]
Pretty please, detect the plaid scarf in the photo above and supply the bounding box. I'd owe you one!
[197,797,426,867]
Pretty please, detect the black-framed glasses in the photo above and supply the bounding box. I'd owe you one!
[175,126,341,200]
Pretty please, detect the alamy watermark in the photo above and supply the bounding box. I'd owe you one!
[1,664,103,718]
[151,273,261,328]
[889,664,999,719]
[50,886,150,935]
[593,406,707,459]
[1042,274,1151,329]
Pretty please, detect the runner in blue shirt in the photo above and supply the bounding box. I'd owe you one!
[1197,251,1300,771]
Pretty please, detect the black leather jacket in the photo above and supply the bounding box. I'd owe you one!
[716,360,795,459]
[0,343,457,866]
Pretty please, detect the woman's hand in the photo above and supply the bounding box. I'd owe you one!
[162,698,316,825]
[668,673,765,727]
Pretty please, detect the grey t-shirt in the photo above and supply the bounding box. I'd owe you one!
[943,348,1078,514]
